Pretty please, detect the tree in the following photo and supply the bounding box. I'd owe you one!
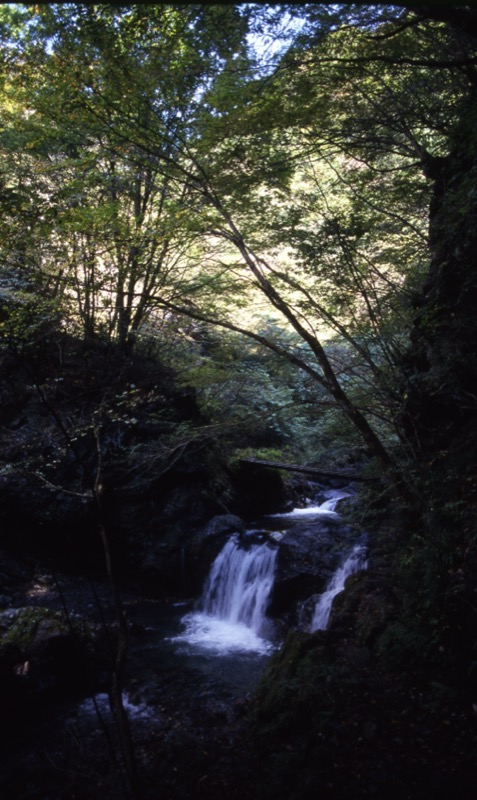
[0,4,250,348]
[165,2,477,494]
[2,2,476,502]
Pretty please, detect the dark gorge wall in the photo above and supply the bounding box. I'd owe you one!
[402,96,477,459]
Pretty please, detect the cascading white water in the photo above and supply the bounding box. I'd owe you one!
[310,544,367,632]
[172,490,363,653]
[172,534,278,655]
[268,489,350,518]
[202,535,277,630]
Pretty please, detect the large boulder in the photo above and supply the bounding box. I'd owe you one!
[269,515,356,616]
[0,607,104,723]
[230,462,289,516]
[186,514,246,594]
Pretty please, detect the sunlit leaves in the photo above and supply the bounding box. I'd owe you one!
[0,2,474,478]
[0,4,253,347]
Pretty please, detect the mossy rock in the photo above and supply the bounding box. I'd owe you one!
[0,607,66,648]
[0,607,104,718]
[252,630,337,733]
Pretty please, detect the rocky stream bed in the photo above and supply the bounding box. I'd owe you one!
[2,490,477,800]
[0,565,265,800]
[0,489,357,800]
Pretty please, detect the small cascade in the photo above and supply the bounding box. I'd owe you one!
[310,544,367,632]
[268,489,350,518]
[173,534,278,654]
[317,492,350,514]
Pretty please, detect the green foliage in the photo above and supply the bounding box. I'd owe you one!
[0,290,59,354]
[0,607,68,649]
[0,3,476,490]
[0,4,252,348]
[151,319,369,468]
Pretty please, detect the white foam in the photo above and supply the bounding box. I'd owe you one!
[78,692,152,720]
[171,612,275,655]
[268,491,350,518]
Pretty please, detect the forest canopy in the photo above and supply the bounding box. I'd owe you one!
[1,2,476,492]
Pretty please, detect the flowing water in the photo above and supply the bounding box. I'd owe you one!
[171,487,364,656]
[20,491,363,737]
[310,543,367,631]
[172,534,278,655]
[267,489,351,518]
[0,487,366,799]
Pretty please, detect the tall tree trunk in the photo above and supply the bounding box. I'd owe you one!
[401,93,477,458]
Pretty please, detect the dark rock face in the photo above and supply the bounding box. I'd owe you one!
[397,104,477,668]
[229,462,289,517]
[186,514,246,593]
[269,516,356,616]
[102,471,227,595]
[0,476,102,570]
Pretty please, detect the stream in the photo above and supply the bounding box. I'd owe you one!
[1,487,366,799]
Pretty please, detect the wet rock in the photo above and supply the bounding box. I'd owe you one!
[191,514,246,552]
[0,336,234,590]
[186,514,246,594]
[230,462,288,516]
[128,513,245,598]
[269,516,354,615]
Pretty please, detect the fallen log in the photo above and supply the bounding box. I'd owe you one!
[238,458,378,482]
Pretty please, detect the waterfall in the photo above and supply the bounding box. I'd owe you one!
[202,535,277,631]
[173,534,278,654]
[310,544,367,632]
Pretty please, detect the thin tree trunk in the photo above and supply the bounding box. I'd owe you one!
[93,427,141,799]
